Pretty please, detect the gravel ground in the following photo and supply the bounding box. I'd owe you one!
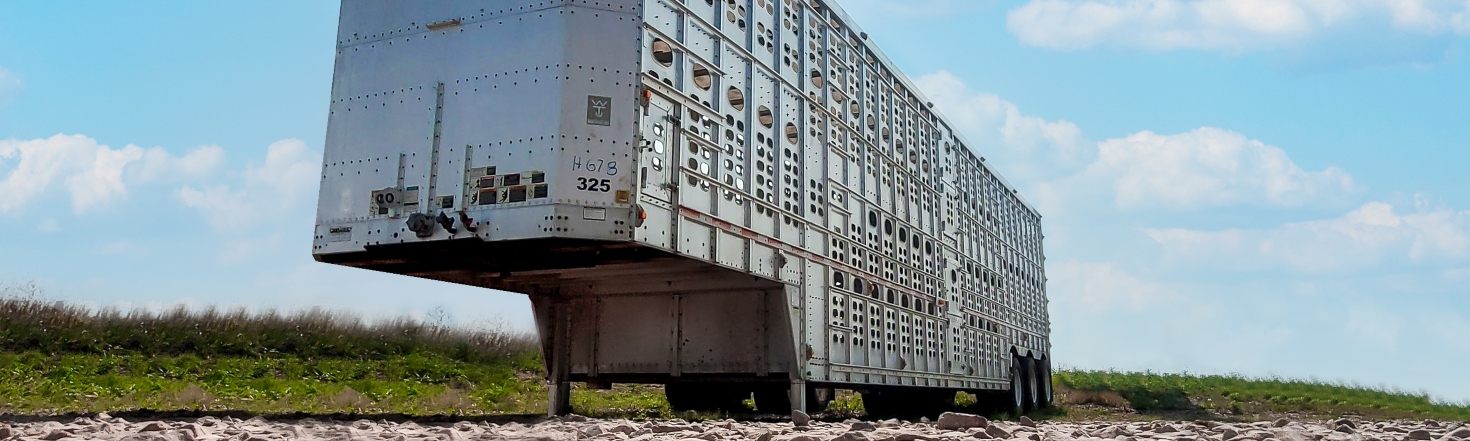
[1,412,1466,441]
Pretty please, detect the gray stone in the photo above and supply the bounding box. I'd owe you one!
[1274,420,1292,429]
[139,422,169,432]
[1450,428,1470,439]
[1334,426,1354,434]
[1411,430,1434,440]
[939,413,989,431]
[852,422,879,432]
[1020,417,1037,428]
[1223,429,1239,440]
[836,431,874,441]
[792,410,811,427]
[988,425,1013,439]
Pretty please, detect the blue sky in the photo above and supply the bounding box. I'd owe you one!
[2,1,1468,402]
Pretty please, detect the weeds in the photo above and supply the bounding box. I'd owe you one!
[0,285,538,364]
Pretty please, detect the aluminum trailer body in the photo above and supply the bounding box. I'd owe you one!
[313,0,1051,415]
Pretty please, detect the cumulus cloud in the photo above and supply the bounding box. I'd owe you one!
[0,134,229,215]
[1008,0,1470,52]
[914,71,1092,179]
[176,139,320,233]
[1063,127,1356,210]
[1146,201,1470,272]
[1047,260,1179,311]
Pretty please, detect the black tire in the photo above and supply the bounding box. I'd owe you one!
[1008,358,1026,416]
[1037,358,1053,409]
[1022,356,1040,412]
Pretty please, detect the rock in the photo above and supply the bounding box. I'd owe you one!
[1274,420,1292,428]
[1223,429,1239,440]
[606,423,639,434]
[753,430,775,441]
[1335,426,1354,434]
[1334,420,1356,430]
[987,425,1013,439]
[1410,430,1434,440]
[773,435,822,441]
[792,410,811,427]
[0,426,10,439]
[836,432,874,441]
[973,431,993,439]
[1447,429,1470,439]
[139,422,170,432]
[652,423,695,433]
[939,413,989,431]
[1158,426,1179,434]
[1020,417,1037,428]
[852,422,879,432]
[41,430,71,441]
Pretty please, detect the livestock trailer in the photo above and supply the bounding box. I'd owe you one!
[313,0,1052,416]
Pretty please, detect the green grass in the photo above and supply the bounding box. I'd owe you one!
[5,286,1469,421]
[1054,370,1470,422]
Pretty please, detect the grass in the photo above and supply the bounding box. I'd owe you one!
[3,285,1468,421]
[1053,370,1470,422]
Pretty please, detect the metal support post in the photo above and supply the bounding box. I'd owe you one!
[790,379,808,414]
[548,302,573,416]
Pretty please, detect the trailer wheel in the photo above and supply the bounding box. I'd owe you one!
[1008,358,1026,416]
[1037,358,1053,409]
[1023,356,1041,412]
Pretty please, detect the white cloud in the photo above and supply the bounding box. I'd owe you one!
[1147,200,1470,272]
[0,66,21,105]
[176,139,320,233]
[130,145,226,183]
[0,134,228,215]
[1048,260,1178,311]
[1067,127,1356,209]
[1007,0,1470,51]
[914,71,1092,179]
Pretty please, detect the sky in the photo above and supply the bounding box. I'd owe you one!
[1,1,1468,402]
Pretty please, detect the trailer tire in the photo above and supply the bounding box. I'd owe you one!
[1037,358,1053,409]
[1009,358,1026,416]
[1023,356,1041,412]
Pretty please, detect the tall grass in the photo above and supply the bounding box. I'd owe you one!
[0,283,538,363]
[1056,370,1470,421]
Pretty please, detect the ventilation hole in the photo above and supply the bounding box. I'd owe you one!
[692,64,713,90]
[652,39,674,66]
[758,106,774,128]
[810,69,824,88]
[785,123,799,144]
[727,87,746,111]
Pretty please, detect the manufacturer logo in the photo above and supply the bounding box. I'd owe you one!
[586,95,612,126]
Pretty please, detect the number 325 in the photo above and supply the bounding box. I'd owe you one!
[577,177,611,192]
